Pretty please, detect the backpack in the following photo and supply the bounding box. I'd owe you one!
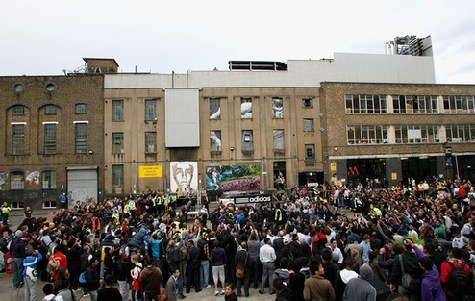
[447,262,471,296]
[79,272,86,284]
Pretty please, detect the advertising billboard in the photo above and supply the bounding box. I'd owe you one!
[206,164,261,192]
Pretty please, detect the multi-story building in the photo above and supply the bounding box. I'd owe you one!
[321,82,475,187]
[3,42,475,209]
[0,65,106,210]
[103,52,439,197]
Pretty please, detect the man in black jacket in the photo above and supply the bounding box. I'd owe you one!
[11,230,26,288]
[186,240,201,293]
[85,257,101,301]
[389,238,423,301]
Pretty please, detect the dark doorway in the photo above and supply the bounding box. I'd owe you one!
[298,171,324,187]
[401,157,437,184]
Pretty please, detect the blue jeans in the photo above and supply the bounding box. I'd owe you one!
[12,257,23,288]
[200,260,210,288]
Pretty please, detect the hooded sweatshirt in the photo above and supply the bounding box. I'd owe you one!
[342,264,376,301]
[413,246,447,301]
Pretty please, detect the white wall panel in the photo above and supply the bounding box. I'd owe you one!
[165,89,200,147]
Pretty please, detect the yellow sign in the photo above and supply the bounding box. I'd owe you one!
[139,165,162,178]
[330,162,337,171]
[391,172,397,180]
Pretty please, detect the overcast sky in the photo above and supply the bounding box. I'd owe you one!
[2,0,475,84]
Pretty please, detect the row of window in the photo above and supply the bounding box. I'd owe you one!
[111,97,315,122]
[8,170,57,190]
[9,122,88,155]
[345,94,475,114]
[9,201,57,210]
[9,103,88,115]
[347,124,475,144]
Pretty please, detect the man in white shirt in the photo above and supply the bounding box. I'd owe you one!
[461,217,474,239]
[330,238,344,264]
[259,237,276,295]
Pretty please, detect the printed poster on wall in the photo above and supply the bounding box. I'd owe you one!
[170,162,198,195]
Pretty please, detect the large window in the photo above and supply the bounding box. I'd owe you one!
[305,144,315,160]
[347,125,388,144]
[42,170,56,189]
[210,130,222,152]
[112,132,124,154]
[12,124,25,154]
[393,95,438,114]
[112,164,124,187]
[272,97,284,118]
[240,98,252,118]
[241,130,253,151]
[209,98,221,119]
[44,123,57,154]
[11,171,25,190]
[394,125,440,143]
[345,94,387,114]
[144,99,157,121]
[145,132,157,153]
[303,118,314,132]
[112,100,124,121]
[273,129,285,151]
[446,124,475,142]
[443,96,475,113]
[75,122,88,154]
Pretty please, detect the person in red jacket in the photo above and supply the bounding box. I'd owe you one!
[439,247,471,298]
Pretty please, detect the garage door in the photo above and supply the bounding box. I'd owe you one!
[67,167,98,207]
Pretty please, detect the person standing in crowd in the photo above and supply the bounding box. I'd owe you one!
[50,245,67,282]
[23,245,42,301]
[131,254,144,301]
[335,257,359,301]
[389,238,423,301]
[197,232,211,289]
[342,263,376,301]
[98,274,122,301]
[439,247,471,300]
[235,241,250,297]
[185,239,201,293]
[115,253,132,301]
[321,248,339,289]
[166,267,181,301]
[211,238,227,296]
[11,230,26,288]
[330,238,344,265]
[1,201,11,226]
[259,237,277,295]
[85,257,101,301]
[303,257,336,301]
[166,236,186,299]
[411,241,446,301]
[139,256,163,301]
[247,229,261,289]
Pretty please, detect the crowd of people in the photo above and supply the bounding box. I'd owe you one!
[0,176,474,301]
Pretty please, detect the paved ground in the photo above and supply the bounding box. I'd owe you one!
[0,274,275,301]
